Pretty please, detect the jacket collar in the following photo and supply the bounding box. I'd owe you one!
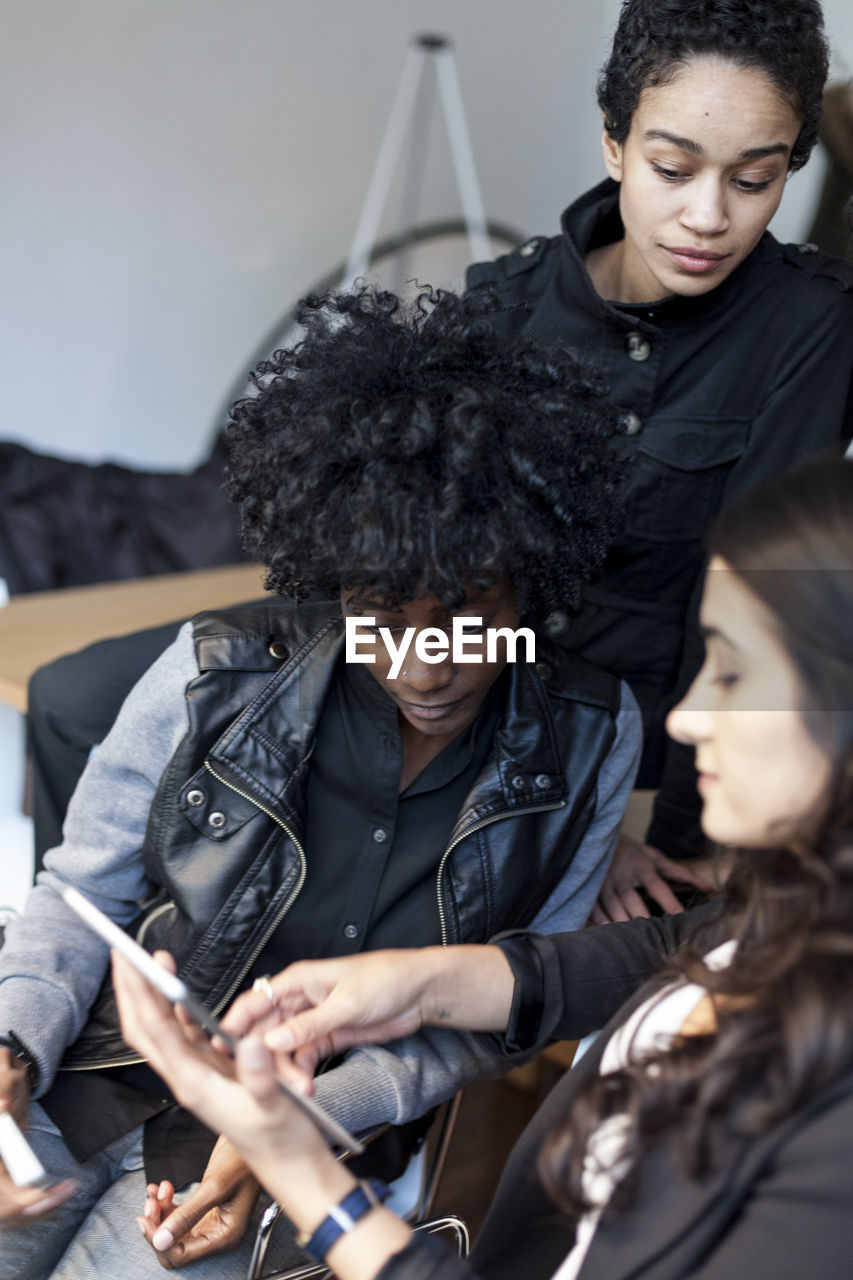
[205,608,567,829]
[559,176,763,329]
[563,979,853,1280]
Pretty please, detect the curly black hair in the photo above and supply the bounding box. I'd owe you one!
[224,287,624,617]
[597,0,829,173]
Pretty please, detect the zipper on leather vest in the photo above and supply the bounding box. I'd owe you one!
[201,758,308,1011]
[435,800,565,946]
[62,763,309,1075]
[64,900,198,1071]
[66,786,563,1070]
[136,898,178,948]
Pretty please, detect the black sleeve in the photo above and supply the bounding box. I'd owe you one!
[376,1231,481,1280]
[494,903,716,1051]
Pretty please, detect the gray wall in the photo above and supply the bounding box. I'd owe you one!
[1,0,850,470]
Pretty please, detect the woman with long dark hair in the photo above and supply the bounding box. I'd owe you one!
[115,452,853,1279]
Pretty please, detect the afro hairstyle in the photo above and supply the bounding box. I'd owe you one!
[224,286,625,618]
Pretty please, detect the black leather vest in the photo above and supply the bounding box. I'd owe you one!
[62,599,621,1069]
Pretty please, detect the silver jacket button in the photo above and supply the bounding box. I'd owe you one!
[534,774,551,790]
[625,331,651,362]
[519,237,540,258]
[622,410,643,436]
[208,811,226,829]
[268,641,289,659]
[187,789,205,807]
[511,774,526,791]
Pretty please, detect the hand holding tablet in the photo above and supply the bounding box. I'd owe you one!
[61,886,363,1155]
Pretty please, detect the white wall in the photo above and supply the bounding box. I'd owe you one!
[0,0,850,472]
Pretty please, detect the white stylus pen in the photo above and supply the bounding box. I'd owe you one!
[0,1110,49,1188]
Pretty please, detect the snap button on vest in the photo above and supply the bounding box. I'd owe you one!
[208,811,226,829]
[187,789,205,807]
[269,640,289,659]
[534,774,551,789]
[511,774,526,791]
[519,237,540,258]
[622,411,643,436]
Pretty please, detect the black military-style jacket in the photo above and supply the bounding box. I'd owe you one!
[468,178,853,853]
[62,599,623,1068]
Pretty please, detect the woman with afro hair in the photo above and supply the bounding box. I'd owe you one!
[0,286,642,1280]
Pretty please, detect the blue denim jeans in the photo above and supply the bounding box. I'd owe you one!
[0,1104,146,1280]
[0,1104,303,1280]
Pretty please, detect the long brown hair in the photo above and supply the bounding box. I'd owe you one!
[542,454,853,1214]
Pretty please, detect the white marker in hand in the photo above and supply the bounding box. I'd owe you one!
[0,1111,49,1189]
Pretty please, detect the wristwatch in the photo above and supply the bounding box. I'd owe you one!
[297,1178,390,1262]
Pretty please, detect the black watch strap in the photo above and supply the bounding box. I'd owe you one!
[0,1032,39,1091]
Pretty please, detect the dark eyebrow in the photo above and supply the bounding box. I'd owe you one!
[645,129,790,163]
[735,143,790,161]
[699,624,741,652]
[451,596,493,612]
[645,129,703,155]
[344,593,402,615]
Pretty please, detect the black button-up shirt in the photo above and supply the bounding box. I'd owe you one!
[255,657,504,968]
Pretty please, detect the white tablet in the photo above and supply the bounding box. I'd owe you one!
[62,886,363,1155]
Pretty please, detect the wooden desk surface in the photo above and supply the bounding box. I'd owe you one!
[0,563,266,712]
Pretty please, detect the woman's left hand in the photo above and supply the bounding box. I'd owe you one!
[591,832,714,923]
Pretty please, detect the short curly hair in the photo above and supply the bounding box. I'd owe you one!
[224,287,624,617]
[597,0,829,173]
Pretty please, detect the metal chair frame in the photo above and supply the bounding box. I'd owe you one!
[246,1092,466,1280]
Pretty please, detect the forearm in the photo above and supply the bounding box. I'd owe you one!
[415,945,515,1032]
[314,1021,530,1134]
[310,947,517,1134]
[0,624,196,1089]
[253,1147,411,1280]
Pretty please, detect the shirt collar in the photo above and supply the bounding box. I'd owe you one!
[559,176,759,327]
[339,657,507,797]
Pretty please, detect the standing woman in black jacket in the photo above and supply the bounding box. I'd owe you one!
[116,452,853,1280]
[466,0,853,917]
